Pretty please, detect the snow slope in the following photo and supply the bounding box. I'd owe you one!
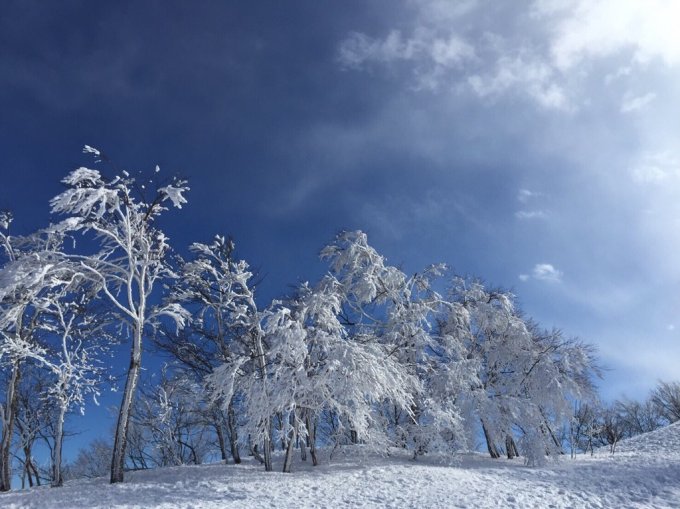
[3,424,680,509]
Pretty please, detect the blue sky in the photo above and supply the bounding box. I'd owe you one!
[2,0,680,428]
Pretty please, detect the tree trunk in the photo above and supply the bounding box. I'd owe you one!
[276,412,286,451]
[481,420,500,459]
[251,442,264,463]
[544,421,563,454]
[215,420,228,462]
[32,462,40,486]
[52,403,66,487]
[249,322,272,472]
[539,408,564,454]
[0,361,21,492]
[505,434,519,459]
[227,401,241,464]
[306,411,318,466]
[23,445,34,488]
[282,412,296,473]
[410,401,424,458]
[263,421,273,472]
[22,446,40,488]
[300,433,307,461]
[110,324,143,484]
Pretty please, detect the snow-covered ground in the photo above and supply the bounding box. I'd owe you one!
[3,423,680,508]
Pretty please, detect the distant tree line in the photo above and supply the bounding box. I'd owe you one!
[0,148,673,491]
[568,381,680,456]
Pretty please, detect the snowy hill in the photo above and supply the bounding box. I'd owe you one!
[2,425,680,509]
[615,421,680,456]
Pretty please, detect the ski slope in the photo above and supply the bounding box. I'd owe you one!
[3,423,680,508]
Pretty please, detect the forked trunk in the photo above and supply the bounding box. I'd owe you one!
[22,444,37,488]
[506,434,519,459]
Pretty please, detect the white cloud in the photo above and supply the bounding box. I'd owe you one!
[631,165,667,184]
[517,188,543,203]
[332,0,680,402]
[431,36,476,66]
[620,92,656,113]
[539,0,680,70]
[604,65,632,85]
[515,210,548,220]
[533,263,562,282]
[339,1,680,111]
[338,31,418,68]
[337,28,475,89]
[468,54,570,110]
[630,151,680,184]
[520,263,563,283]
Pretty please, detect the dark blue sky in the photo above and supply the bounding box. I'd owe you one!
[2,0,680,431]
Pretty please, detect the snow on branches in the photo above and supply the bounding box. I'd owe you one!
[1,150,602,485]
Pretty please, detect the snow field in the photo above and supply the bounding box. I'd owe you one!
[3,423,680,509]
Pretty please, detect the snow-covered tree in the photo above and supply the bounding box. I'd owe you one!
[25,286,105,487]
[208,231,425,472]
[319,231,472,458]
[0,214,70,490]
[446,278,598,464]
[0,210,19,491]
[191,237,274,471]
[49,147,190,483]
[264,277,419,472]
[133,368,210,467]
[0,224,108,486]
[156,235,253,465]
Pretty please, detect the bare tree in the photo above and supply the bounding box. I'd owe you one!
[13,365,53,488]
[651,381,680,424]
[616,398,661,437]
[65,438,112,480]
[599,405,626,454]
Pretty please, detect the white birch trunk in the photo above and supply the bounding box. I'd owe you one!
[110,322,143,483]
[51,401,67,487]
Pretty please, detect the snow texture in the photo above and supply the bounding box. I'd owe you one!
[2,422,680,508]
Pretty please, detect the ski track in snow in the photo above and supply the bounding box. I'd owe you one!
[3,422,680,508]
